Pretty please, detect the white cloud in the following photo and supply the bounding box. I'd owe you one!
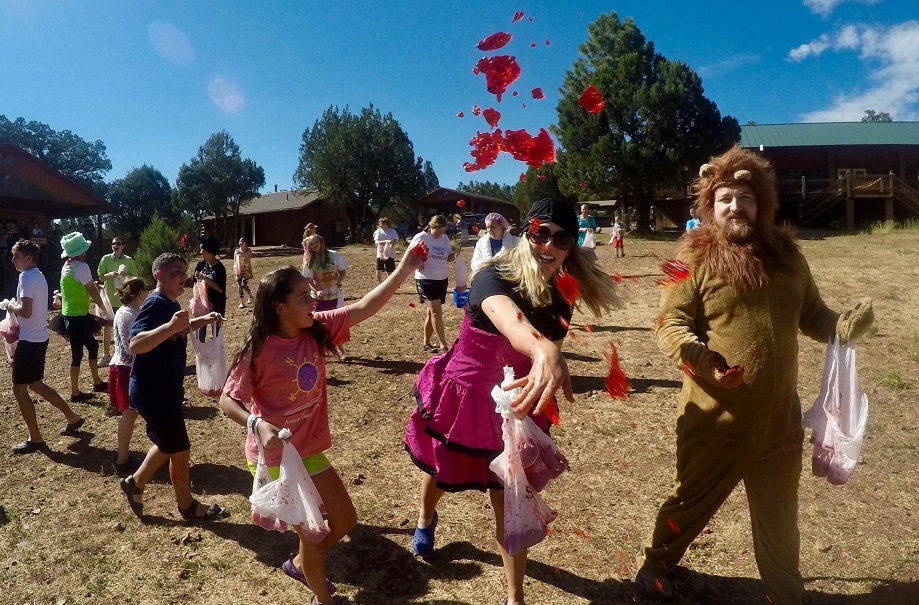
[803,0,883,18]
[208,78,245,114]
[790,20,919,121]
[697,54,761,79]
[148,21,194,66]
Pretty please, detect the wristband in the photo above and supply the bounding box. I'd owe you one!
[246,414,261,434]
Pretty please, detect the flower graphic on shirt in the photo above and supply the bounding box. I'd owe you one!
[286,354,320,401]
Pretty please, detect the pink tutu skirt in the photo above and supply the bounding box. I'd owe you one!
[405,314,551,492]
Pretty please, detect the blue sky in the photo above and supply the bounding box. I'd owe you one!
[1,0,917,194]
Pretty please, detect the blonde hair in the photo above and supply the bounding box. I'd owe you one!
[427,215,447,230]
[474,235,621,317]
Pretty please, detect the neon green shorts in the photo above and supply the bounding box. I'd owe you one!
[246,452,331,480]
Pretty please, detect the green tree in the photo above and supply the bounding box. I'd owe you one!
[174,131,265,242]
[456,180,516,202]
[294,104,426,241]
[423,161,440,193]
[108,165,175,240]
[134,215,181,283]
[553,13,740,230]
[861,110,893,123]
[0,114,112,194]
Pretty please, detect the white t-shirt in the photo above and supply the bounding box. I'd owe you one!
[111,305,139,368]
[373,227,399,260]
[302,250,348,301]
[61,260,93,285]
[16,268,49,342]
[410,231,452,281]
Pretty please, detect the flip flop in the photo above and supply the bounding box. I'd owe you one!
[282,557,336,595]
[412,510,438,556]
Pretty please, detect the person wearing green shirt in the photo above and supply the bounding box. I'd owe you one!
[97,236,138,366]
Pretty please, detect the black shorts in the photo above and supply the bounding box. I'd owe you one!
[376,257,396,273]
[134,395,191,454]
[416,278,448,304]
[12,339,48,384]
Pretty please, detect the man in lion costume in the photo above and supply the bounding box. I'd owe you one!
[635,146,874,604]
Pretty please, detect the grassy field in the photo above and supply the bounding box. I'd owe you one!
[1,231,917,604]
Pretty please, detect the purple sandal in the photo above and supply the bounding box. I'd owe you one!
[282,557,336,595]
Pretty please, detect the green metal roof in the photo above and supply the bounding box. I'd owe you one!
[740,122,919,148]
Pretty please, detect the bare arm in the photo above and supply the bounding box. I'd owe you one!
[218,392,283,449]
[85,281,106,310]
[7,296,32,319]
[482,294,574,415]
[346,246,423,327]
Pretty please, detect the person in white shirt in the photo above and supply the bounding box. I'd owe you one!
[5,239,84,454]
[373,217,399,283]
[409,215,455,353]
[470,212,519,272]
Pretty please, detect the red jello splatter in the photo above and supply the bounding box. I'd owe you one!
[477,32,512,51]
[557,316,570,329]
[530,42,537,48]
[512,91,519,96]
[408,303,416,308]
[457,199,465,208]
[413,241,429,262]
[555,272,580,306]
[538,175,547,181]
[579,182,587,189]
[531,87,545,100]
[482,107,501,129]
[462,129,503,173]
[516,311,523,321]
[667,518,681,535]
[473,55,521,102]
[545,39,550,45]
[519,173,527,182]
[456,111,464,118]
[530,218,541,233]
[611,273,623,283]
[682,362,696,377]
[512,11,525,23]
[661,259,691,283]
[569,331,579,341]
[582,324,593,333]
[544,396,560,426]
[578,84,605,114]
[605,342,632,401]
[503,127,556,168]
[573,528,590,541]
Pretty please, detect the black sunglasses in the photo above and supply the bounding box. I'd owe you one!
[526,226,575,250]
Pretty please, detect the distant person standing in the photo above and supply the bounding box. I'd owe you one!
[234,238,254,308]
[577,203,597,249]
[373,217,399,284]
[5,239,84,454]
[609,216,625,258]
[685,206,702,231]
[409,215,455,353]
[470,212,518,272]
[60,232,109,402]
[333,219,344,247]
[98,236,139,366]
[194,235,227,318]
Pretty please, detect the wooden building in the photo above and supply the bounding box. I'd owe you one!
[740,123,919,229]
[419,188,520,225]
[201,189,348,249]
[0,143,114,293]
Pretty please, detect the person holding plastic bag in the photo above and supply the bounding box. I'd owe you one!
[59,232,110,402]
[5,239,84,454]
[636,147,875,604]
[219,245,424,605]
[189,280,228,396]
[404,198,620,605]
[577,203,597,249]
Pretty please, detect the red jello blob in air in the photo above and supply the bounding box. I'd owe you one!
[605,342,632,401]
[477,32,512,51]
[578,84,605,114]
[482,107,502,129]
[456,111,464,118]
[512,11,525,23]
[462,129,504,173]
[661,259,691,283]
[531,87,545,100]
[413,241,429,262]
[472,105,481,116]
[473,55,521,102]
[503,128,556,168]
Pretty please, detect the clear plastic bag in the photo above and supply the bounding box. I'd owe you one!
[582,229,596,249]
[803,336,869,485]
[250,429,288,532]
[191,323,227,397]
[190,279,212,318]
[489,367,565,555]
[0,311,20,364]
[249,428,330,542]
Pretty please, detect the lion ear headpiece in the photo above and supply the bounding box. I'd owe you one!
[693,145,778,227]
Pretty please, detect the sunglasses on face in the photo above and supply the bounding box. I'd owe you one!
[526,226,575,250]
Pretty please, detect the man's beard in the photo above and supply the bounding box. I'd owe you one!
[720,216,755,244]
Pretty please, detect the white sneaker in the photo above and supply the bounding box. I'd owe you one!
[98,354,111,367]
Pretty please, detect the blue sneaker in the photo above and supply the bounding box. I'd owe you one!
[412,511,439,556]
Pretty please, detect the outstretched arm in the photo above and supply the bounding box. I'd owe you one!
[346,245,423,327]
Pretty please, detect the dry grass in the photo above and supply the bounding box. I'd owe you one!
[1,233,918,604]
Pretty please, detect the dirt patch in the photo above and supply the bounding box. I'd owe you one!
[1,234,918,604]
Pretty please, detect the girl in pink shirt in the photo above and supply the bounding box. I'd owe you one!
[219,249,421,605]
